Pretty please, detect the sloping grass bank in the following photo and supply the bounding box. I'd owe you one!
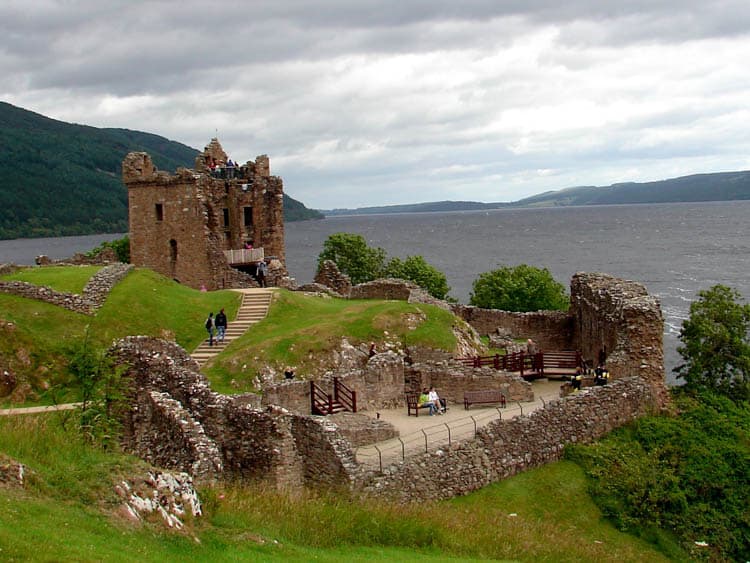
[204,290,459,393]
[0,267,240,405]
[0,413,673,562]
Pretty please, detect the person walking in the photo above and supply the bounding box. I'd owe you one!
[205,312,215,346]
[215,308,227,343]
[257,259,268,288]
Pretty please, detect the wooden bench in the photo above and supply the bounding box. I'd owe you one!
[406,393,432,417]
[464,389,506,410]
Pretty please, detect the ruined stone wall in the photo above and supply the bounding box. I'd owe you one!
[0,264,133,314]
[350,278,419,301]
[110,337,361,489]
[451,305,574,350]
[313,260,351,297]
[570,272,667,406]
[261,352,407,414]
[356,378,655,502]
[406,363,534,404]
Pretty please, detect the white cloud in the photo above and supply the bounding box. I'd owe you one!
[2,1,750,208]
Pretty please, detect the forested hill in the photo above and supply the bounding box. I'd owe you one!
[513,170,750,207]
[0,102,321,240]
[322,170,750,216]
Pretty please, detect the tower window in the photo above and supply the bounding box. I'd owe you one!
[155,203,164,221]
[223,208,230,227]
[243,206,253,227]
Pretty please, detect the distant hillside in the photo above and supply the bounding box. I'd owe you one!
[0,102,321,240]
[322,171,750,216]
[322,200,508,216]
[512,171,750,207]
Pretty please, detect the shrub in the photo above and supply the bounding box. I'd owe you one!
[470,264,568,311]
[675,284,750,401]
[385,255,451,300]
[566,391,750,561]
[317,233,386,285]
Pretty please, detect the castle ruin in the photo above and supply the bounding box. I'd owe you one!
[123,138,285,290]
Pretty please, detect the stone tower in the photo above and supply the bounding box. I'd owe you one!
[123,138,285,290]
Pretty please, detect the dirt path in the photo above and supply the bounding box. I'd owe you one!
[0,403,82,416]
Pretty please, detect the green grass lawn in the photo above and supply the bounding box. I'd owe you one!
[1,265,103,294]
[204,289,459,393]
[0,267,240,406]
[0,412,678,562]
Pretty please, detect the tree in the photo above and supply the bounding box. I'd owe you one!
[469,264,568,312]
[675,284,750,401]
[385,255,451,300]
[317,233,387,285]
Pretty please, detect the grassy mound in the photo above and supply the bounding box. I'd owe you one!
[0,267,240,405]
[0,412,675,561]
[204,290,459,394]
[2,264,104,294]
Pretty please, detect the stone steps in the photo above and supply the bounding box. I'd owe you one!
[192,288,273,366]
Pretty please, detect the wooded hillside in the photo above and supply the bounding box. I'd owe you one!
[0,102,321,240]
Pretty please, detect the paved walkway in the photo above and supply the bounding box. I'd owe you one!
[191,288,273,366]
[355,379,564,469]
[0,403,82,416]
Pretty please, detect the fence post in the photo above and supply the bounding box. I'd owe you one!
[496,407,503,420]
[310,381,315,414]
[351,390,357,413]
[471,415,477,436]
[444,423,451,446]
[373,444,383,473]
[421,429,428,452]
[517,401,523,416]
[398,437,405,461]
[520,352,525,378]
[493,354,500,370]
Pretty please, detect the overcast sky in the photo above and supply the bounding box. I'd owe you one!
[2,1,750,209]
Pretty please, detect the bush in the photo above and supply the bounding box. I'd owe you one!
[469,264,568,311]
[385,255,451,300]
[318,233,452,299]
[566,391,750,561]
[675,284,750,401]
[317,233,386,285]
[86,235,130,263]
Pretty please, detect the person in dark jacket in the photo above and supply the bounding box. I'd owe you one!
[215,308,227,343]
[205,312,215,346]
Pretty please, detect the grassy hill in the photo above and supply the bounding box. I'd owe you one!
[0,266,458,401]
[0,408,674,561]
[0,101,322,240]
[2,264,743,560]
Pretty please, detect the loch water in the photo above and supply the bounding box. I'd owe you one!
[285,201,750,383]
[2,201,749,383]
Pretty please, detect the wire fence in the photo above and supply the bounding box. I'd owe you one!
[355,397,550,472]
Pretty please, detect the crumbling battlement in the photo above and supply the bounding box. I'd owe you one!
[124,138,285,290]
[109,336,361,488]
[570,272,667,405]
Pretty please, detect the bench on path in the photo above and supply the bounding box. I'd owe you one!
[406,393,433,417]
[464,389,506,410]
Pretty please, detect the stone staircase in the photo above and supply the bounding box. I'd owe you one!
[191,288,273,367]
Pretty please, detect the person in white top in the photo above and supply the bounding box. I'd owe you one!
[428,386,444,414]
